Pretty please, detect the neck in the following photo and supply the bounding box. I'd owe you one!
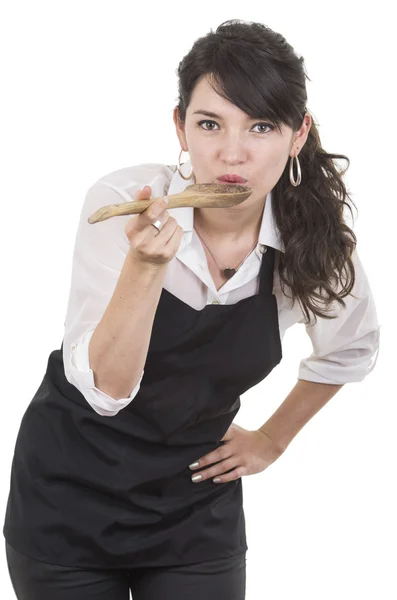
[194,197,267,244]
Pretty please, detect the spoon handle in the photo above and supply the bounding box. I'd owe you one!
[88,196,171,224]
[87,190,220,224]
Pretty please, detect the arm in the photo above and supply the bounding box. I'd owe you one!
[259,380,344,452]
[63,174,167,416]
[89,248,167,401]
[261,246,379,452]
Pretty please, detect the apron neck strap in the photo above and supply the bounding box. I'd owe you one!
[258,246,276,296]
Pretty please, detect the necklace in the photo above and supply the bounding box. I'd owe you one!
[194,226,259,280]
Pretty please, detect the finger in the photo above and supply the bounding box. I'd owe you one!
[189,445,231,470]
[135,190,168,232]
[162,222,185,254]
[143,196,168,220]
[211,466,246,484]
[147,216,175,246]
[190,457,237,483]
[136,185,152,197]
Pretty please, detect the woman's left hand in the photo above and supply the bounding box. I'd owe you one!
[189,423,284,484]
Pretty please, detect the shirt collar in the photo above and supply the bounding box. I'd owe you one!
[165,159,285,254]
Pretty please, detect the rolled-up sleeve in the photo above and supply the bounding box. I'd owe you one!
[298,247,380,384]
[68,329,145,417]
[62,177,146,416]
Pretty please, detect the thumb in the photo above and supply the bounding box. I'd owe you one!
[139,185,152,196]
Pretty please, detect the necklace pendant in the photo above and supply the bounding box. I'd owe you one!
[223,268,236,279]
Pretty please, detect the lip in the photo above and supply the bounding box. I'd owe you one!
[217,174,248,183]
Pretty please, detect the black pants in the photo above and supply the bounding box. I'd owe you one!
[5,542,246,600]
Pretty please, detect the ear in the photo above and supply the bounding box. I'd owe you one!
[173,106,188,151]
[290,113,312,156]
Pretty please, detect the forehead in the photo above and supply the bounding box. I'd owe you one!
[191,75,220,99]
[188,76,249,119]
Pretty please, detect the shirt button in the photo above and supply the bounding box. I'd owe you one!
[211,300,221,304]
[259,244,268,254]
[71,344,76,351]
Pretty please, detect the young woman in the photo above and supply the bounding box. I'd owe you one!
[3,19,379,600]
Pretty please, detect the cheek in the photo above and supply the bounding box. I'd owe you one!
[270,152,290,176]
[253,155,289,190]
[191,147,210,162]
[187,150,213,179]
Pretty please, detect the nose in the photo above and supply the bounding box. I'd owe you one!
[219,140,248,164]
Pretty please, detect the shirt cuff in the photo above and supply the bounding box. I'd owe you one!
[69,330,145,416]
[298,326,380,384]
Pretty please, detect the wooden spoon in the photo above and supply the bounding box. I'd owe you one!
[87,183,252,224]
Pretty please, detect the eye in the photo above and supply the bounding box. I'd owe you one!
[252,122,274,133]
[197,120,274,133]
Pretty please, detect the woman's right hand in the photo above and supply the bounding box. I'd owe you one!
[124,185,185,267]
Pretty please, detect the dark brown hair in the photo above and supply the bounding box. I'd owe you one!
[175,19,358,325]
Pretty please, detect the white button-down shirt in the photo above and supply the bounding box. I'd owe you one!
[63,160,380,417]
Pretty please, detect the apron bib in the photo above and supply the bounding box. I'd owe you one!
[3,246,282,569]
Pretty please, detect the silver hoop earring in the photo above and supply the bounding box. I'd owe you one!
[177,149,195,180]
[289,154,302,186]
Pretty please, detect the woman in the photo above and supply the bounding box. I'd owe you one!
[3,19,379,599]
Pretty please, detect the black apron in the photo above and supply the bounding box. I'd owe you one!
[3,245,282,569]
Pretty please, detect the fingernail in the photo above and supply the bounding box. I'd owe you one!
[213,478,222,483]
[191,474,203,482]
[189,461,200,470]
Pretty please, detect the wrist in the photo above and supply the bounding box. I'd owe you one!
[257,427,286,455]
[127,248,168,273]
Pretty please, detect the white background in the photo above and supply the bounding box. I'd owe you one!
[0,1,394,599]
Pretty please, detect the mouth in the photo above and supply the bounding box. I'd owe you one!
[217,174,248,184]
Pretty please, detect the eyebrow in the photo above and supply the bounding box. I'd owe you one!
[193,110,225,119]
[192,110,267,121]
